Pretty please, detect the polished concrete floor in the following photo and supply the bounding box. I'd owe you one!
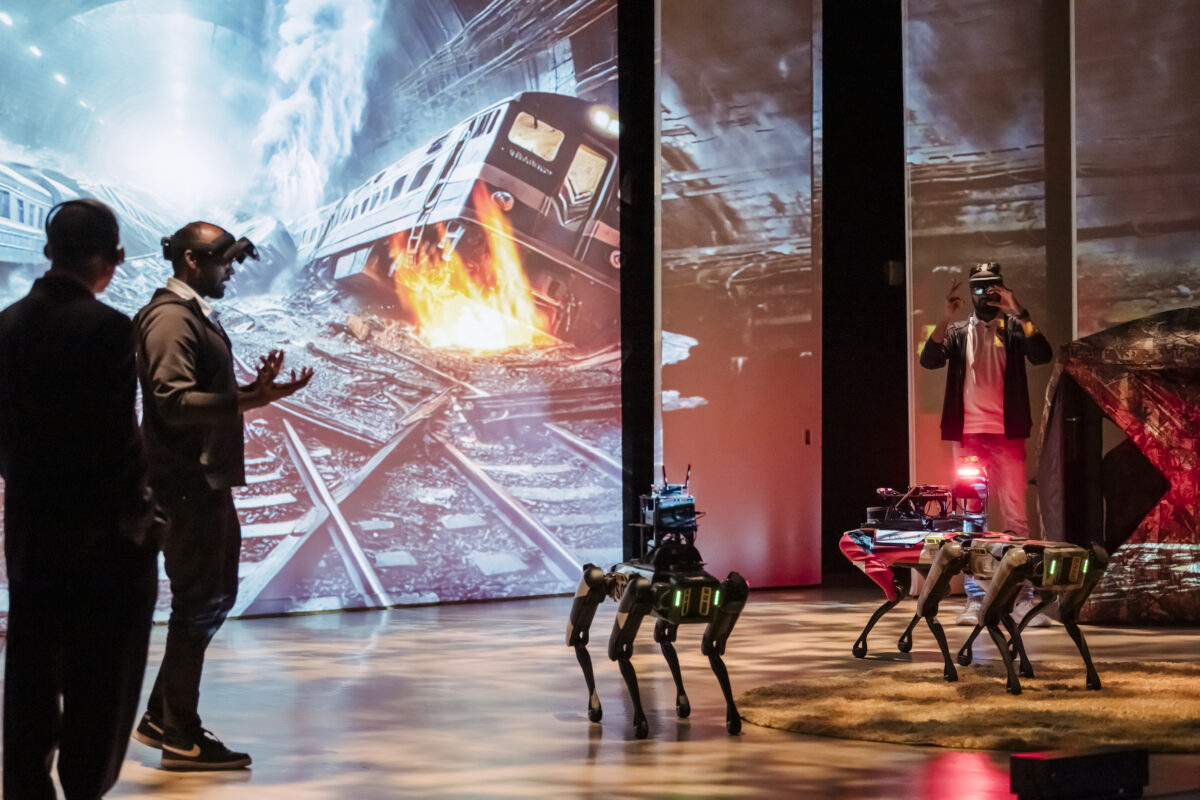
[15,587,1200,798]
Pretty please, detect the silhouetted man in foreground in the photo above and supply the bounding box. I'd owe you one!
[131,221,311,770]
[0,199,160,798]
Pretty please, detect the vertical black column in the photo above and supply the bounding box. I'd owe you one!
[618,0,658,559]
[1044,2,1084,542]
[821,1,908,579]
[1043,0,1076,350]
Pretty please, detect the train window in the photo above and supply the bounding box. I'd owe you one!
[555,145,609,227]
[410,162,433,192]
[17,198,24,225]
[0,189,9,218]
[472,111,495,139]
[390,175,406,200]
[566,145,608,201]
[360,197,370,214]
[508,112,563,161]
[369,192,380,211]
[426,134,449,154]
[487,110,499,133]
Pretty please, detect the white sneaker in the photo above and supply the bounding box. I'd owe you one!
[1014,599,1051,627]
[956,599,982,626]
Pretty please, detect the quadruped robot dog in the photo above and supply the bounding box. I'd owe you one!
[566,469,748,738]
[840,459,1109,695]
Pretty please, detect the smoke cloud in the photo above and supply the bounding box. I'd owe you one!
[253,0,383,221]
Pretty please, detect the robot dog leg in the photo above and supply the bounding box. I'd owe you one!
[702,572,748,735]
[913,541,970,681]
[855,568,911,658]
[1055,543,1109,690]
[654,619,690,719]
[839,532,912,658]
[980,547,1033,695]
[566,564,611,722]
[608,574,654,739]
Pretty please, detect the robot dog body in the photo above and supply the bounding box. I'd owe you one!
[566,473,748,738]
[841,464,1109,694]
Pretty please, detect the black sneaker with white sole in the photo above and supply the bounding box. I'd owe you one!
[160,729,251,771]
[132,713,164,749]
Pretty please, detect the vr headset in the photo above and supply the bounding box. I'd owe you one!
[968,262,1003,297]
[161,230,259,264]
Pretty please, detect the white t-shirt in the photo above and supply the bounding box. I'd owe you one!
[962,314,1006,435]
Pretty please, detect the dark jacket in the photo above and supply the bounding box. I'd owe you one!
[920,313,1053,441]
[0,275,151,569]
[134,289,245,490]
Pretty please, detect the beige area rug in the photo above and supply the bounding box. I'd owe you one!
[738,661,1200,752]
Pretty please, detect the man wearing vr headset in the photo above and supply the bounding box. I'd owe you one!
[132,221,313,770]
[920,263,1053,626]
[0,199,160,797]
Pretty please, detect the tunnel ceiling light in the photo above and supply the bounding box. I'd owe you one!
[1,12,14,26]
[28,45,41,57]
[53,73,66,84]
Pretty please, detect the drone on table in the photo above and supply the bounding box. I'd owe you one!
[840,459,1109,694]
[566,467,748,739]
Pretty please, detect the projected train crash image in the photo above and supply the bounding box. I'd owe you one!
[0,0,622,624]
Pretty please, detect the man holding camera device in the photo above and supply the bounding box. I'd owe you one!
[131,221,313,770]
[920,262,1053,626]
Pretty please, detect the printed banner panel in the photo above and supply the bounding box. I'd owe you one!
[0,0,623,623]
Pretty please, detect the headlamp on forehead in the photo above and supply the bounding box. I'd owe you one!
[161,231,259,264]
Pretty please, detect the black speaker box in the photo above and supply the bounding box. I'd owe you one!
[1011,746,1149,800]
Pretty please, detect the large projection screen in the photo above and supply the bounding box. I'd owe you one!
[659,0,821,587]
[0,1,623,624]
[903,0,1051,532]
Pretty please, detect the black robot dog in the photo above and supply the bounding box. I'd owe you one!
[566,468,748,739]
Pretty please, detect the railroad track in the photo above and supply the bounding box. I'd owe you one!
[146,323,625,621]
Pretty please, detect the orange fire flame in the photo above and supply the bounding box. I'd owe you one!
[389,184,552,352]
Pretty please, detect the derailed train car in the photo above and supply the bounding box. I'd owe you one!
[0,163,57,266]
[299,92,620,348]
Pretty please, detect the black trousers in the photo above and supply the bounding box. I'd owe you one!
[3,530,157,800]
[144,483,240,743]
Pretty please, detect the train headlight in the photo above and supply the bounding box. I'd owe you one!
[490,190,514,212]
[590,106,620,137]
